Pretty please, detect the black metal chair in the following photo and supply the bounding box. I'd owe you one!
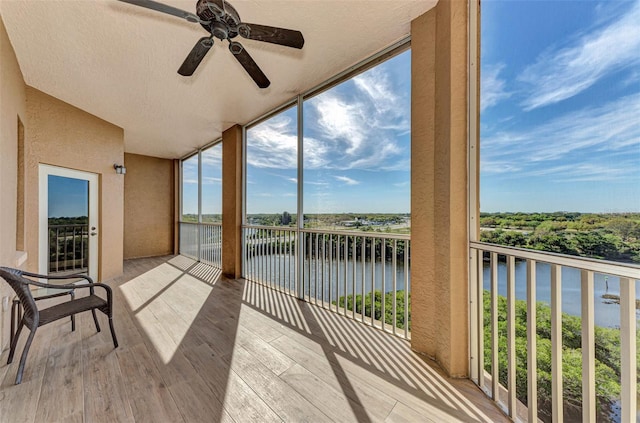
[0,267,118,384]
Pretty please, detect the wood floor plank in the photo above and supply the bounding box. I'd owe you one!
[384,402,438,423]
[181,343,234,402]
[81,340,134,423]
[116,343,184,423]
[182,343,282,423]
[222,369,283,423]
[168,376,234,423]
[224,345,332,422]
[34,322,84,423]
[51,411,84,423]
[238,334,295,376]
[0,318,59,423]
[280,363,392,422]
[270,335,398,420]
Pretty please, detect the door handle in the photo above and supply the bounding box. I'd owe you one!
[90,232,97,236]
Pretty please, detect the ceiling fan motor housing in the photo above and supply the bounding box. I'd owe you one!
[197,0,240,40]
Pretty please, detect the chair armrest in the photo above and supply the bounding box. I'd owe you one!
[17,279,113,305]
[18,270,93,284]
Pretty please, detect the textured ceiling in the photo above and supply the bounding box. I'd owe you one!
[0,0,436,159]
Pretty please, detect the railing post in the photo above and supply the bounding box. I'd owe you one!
[526,259,537,421]
[550,264,563,422]
[620,277,636,423]
[506,255,516,418]
[581,270,595,423]
[490,251,499,401]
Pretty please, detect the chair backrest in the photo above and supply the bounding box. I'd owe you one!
[0,267,38,327]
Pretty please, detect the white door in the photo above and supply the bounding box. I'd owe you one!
[39,165,99,281]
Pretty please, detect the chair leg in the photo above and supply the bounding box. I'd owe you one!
[108,317,119,348]
[7,322,24,364]
[70,291,76,332]
[91,309,101,332]
[15,327,36,385]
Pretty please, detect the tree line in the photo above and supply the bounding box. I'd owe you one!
[480,212,640,263]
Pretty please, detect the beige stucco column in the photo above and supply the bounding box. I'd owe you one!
[222,125,243,279]
[410,0,470,377]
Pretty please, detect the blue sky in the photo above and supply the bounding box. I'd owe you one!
[481,0,640,212]
[48,175,88,218]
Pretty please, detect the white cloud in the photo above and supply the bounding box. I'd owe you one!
[334,175,360,185]
[246,54,410,173]
[482,93,640,181]
[481,63,511,111]
[202,176,221,185]
[315,95,367,154]
[519,1,640,110]
[480,158,524,175]
[526,162,634,182]
[201,146,222,164]
[307,63,410,172]
[246,114,328,170]
[246,115,298,169]
[354,69,398,114]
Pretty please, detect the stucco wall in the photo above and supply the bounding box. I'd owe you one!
[24,88,124,282]
[123,153,174,259]
[222,126,242,279]
[0,14,26,351]
[411,0,469,377]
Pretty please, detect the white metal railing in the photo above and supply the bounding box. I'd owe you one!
[48,224,89,273]
[179,222,222,268]
[199,223,222,267]
[243,225,411,339]
[469,241,639,422]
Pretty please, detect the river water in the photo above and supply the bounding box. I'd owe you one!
[245,255,639,328]
[482,260,640,328]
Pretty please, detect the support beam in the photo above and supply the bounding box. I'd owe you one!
[410,0,470,377]
[222,125,243,279]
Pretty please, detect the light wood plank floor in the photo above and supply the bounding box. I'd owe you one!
[1,256,508,423]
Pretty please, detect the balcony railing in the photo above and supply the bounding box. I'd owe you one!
[469,241,639,422]
[243,225,411,339]
[48,224,89,274]
[179,222,222,268]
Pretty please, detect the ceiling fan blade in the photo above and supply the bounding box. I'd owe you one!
[178,37,214,76]
[239,23,304,49]
[117,0,203,24]
[229,42,270,88]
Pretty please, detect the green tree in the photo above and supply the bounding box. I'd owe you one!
[607,217,638,241]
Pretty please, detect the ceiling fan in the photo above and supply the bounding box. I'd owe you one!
[117,0,305,88]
